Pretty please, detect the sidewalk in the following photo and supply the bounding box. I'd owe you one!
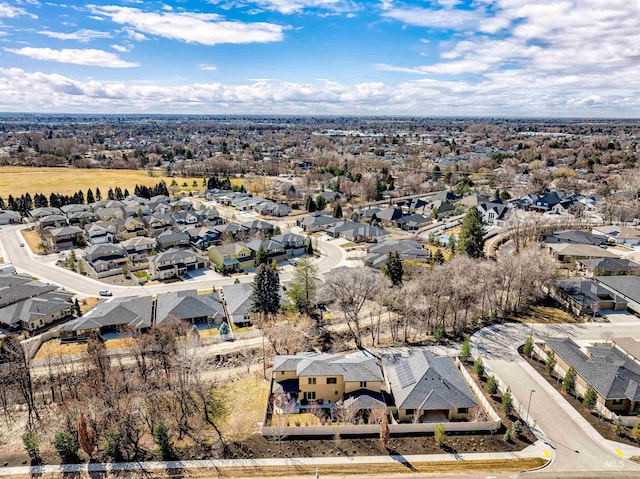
[0,441,549,477]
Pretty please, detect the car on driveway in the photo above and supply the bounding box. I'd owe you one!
[99,290,113,297]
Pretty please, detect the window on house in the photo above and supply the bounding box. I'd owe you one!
[405,409,415,416]
[458,407,469,414]
[327,377,337,384]
[304,391,316,400]
[308,378,317,385]
[359,381,367,388]
[612,399,624,405]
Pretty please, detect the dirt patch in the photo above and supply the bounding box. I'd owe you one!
[78,297,101,314]
[20,229,45,254]
[34,336,133,360]
[521,349,640,448]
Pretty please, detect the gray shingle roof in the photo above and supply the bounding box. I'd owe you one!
[596,276,640,304]
[547,337,640,402]
[381,348,477,411]
[273,352,384,382]
[60,296,152,332]
[155,290,225,325]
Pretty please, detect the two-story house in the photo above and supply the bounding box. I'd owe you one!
[271,233,307,258]
[209,242,253,272]
[148,249,208,280]
[83,243,130,275]
[156,229,190,250]
[118,216,147,240]
[120,236,156,264]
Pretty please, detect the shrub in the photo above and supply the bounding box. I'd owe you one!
[53,431,80,464]
[103,430,124,462]
[502,388,513,415]
[631,422,640,442]
[511,420,522,438]
[486,376,498,395]
[433,325,445,341]
[562,366,577,395]
[22,430,41,466]
[460,336,471,362]
[545,351,556,376]
[473,358,485,377]
[153,422,172,460]
[434,424,446,447]
[582,386,597,410]
[503,431,511,443]
[612,420,624,437]
[522,336,534,356]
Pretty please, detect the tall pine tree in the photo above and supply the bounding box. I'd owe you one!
[385,251,403,286]
[250,263,281,322]
[458,208,485,259]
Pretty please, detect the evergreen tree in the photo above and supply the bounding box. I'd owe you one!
[254,246,268,266]
[287,257,319,316]
[473,357,485,377]
[74,298,81,316]
[563,366,577,395]
[124,188,130,197]
[332,203,343,218]
[305,196,317,212]
[7,194,16,210]
[523,336,534,356]
[460,336,471,362]
[502,388,513,415]
[53,431,80,463]
[315,194,327,211]
[582,386,597,410]
[458,207,485,259]
[86,189,94,204]
[250,263,281,321]
[95,187,102,201]
[385,251,403,286]
[107,188,115,200]
[545,350,556,376]
[153,422,172,460]
[486,375,498,395]
[49,193,59,208]
[306,239,314,255]
[114,187,124,200]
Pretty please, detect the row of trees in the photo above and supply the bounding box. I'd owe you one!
[0,181,172,214]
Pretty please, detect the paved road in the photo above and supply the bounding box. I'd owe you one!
[472,322,640,475]
[0,224,346,298]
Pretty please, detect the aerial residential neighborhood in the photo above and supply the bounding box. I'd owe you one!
[1,115,640,479]
[1,0,640,474]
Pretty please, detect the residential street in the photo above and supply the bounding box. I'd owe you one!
[0,224,347,298]
[472,322,640,475]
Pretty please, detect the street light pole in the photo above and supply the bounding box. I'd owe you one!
[525,388,535,424]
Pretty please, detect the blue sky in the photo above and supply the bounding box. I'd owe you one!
[1,0,639,116]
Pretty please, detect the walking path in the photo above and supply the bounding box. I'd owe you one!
[0,441,549,477]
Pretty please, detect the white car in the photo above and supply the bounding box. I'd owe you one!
[99,290,113,297]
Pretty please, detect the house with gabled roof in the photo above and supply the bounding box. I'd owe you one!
[578,258,640,277]
[29,207,64,220]
[47,225,84,249]
[156,229,190,250]
[326,221,388,243]
[381,348,478,423]
[209,242,253,272]
[155,290,226,327]
[477,201,509,225]
[272,352,385,409]
[271,233,307,257]
[244,239,286,263]
[1,291,74,332]
[544,337,640,417]
[0,209,22,225]
[118,216,147,240]
[39,214,68,229]
[148,249,208,280]
[592,225,640,246]
[85,222,116,245]
[120,236,156,263]
[83,243,130,275]
[364,239,430,269]
[58,296,153,341]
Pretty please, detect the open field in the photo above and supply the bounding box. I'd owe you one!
[0,166,244,199]
[34,336,134,360]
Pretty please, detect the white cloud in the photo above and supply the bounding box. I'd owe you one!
[38,29,112,42]
[198,63,218,71]
[110,43,131,52]
[0,2,37,18]
[381,5,483,30]
[122,27,147,41]
[248,0,358,14]
[4,47,139,68]
[1,67,639,116]
[89,5,287,45]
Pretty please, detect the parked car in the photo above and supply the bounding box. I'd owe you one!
[19,242,24,247]
[99,290,113,297]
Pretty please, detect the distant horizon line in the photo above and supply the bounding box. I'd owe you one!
[0,112,640,122]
